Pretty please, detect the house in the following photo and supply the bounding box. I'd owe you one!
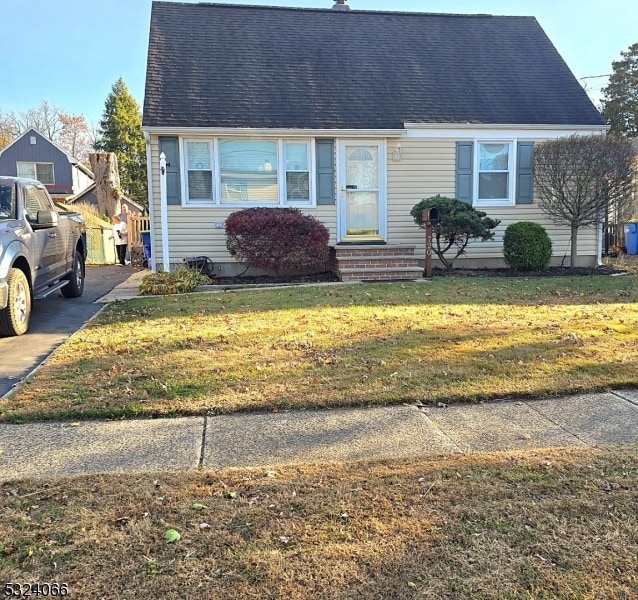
[0,128,94,201]
[142,0,608,279]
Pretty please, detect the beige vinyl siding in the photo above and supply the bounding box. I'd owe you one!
[148,134,598,271]
[147,135,337,270]
[385,137,598,267]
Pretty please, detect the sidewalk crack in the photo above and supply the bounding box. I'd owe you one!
[198,414,208,470]
[523,401,589,447]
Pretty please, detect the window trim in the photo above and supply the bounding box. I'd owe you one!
[180,137,316,208]
[16,161,55,185]
[473,139,516,208]
[184,140,214,205]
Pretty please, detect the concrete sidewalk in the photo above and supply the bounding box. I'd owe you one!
[1,390,636,481]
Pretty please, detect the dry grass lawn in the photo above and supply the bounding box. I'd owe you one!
[1,448,636,599]
[1,275,637,423]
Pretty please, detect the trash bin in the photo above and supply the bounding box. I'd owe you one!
[140,230,152,265]
[624,223,638,255]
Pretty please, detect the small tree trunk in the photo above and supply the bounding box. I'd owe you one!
[570,225,579,267]
[89,152,121,218]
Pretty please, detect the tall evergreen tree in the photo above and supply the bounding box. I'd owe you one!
[602,43,638,138]
[95,78,147,206]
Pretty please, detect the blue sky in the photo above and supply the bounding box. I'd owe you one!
[1,0,636,127]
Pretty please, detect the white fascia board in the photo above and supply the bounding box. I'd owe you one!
[403,122,609,139]
[141,126,406,138]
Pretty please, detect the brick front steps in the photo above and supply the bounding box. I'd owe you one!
[330,245,424,282]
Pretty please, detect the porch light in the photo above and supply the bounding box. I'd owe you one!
[393,141,402,161]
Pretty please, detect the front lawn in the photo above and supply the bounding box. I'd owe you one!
[1,275,637,422]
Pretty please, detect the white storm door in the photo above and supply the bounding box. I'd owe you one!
[337,141,386,243]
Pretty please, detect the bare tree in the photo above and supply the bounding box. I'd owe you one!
[58,114,93,164]
[10,100,65,140]
[89,152,122,218]
[534,135,636,266]
[0,111,18,150]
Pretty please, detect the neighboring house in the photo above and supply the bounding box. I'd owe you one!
[142,1,608,278]
[0,128,94,201]
[67,185,146,217]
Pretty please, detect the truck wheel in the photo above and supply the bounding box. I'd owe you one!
[62,250,85,298]
[0,268,31,336]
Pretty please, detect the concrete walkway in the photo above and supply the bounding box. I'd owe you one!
[1,390,636,481]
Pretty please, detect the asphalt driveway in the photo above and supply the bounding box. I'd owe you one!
[0,265,141,398]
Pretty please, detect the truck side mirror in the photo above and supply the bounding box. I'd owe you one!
[31,209,59,229]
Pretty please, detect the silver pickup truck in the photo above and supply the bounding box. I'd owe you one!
[0,176,87,336]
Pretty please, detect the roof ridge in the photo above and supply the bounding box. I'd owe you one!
[154,2,534,19]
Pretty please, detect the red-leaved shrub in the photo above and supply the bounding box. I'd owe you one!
[225,208,330,274]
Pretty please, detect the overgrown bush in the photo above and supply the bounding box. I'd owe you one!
[138,269,209,295]
[410,195,500,270]
[225,208,330,274]
[503,221,553,271]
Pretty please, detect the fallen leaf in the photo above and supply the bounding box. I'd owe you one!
[192,503,208,511]
[164,529,181,543]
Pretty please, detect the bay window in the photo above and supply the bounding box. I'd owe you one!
[182,138,314,206]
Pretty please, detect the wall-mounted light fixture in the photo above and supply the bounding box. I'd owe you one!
[393,141,402,161]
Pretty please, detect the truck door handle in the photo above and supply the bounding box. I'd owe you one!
[48,232,57,239]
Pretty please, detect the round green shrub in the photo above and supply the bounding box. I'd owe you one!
[503,221,552,271]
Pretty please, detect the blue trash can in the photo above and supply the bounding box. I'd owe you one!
[624,223,638,255]
[140,230,152,263]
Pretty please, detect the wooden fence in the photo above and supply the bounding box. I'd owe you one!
[128,215,151,246]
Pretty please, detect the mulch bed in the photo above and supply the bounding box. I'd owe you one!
[207,265,622,286]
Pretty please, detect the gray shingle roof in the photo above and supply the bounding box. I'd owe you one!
[143,2,605,129]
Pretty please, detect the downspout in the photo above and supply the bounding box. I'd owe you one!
[159,152,170,272]
[596,220,603,266]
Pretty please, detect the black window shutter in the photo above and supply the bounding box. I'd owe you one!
[159,137,181,205]
[456,141,473,204]
[516,142,534,204]
[315,139,335,205]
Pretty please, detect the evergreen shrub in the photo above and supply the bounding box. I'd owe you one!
[503,221,552,271]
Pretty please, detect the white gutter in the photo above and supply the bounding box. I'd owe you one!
[596,221,604,267]
[159,152,170,272]
[141,126,406,138]
[404,122,611,131]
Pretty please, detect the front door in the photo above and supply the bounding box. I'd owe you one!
[337,141,386,243]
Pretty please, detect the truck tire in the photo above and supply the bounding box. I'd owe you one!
[0,268,31,336]
[61,250,85,298]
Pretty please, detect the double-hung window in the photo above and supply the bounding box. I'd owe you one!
[284,142,310,203]
[182,138,313,206]
[185,141,213,203]
[475,141,514,206]
[17,162,55,185]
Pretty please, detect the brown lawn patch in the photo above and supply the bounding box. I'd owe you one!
[1,448,636,599]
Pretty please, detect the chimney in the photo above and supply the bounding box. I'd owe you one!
[332,0,350,10]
